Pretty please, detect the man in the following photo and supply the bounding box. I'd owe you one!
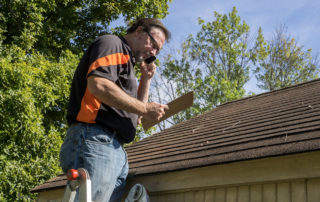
[59,18,171,201]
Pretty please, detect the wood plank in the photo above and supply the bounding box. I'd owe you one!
[175,192,185,202]
[38,189,64,202]
[215,188,226,202]
[291,180,306,202]
[150,194,161,202]
[194,190,205,202]
[238,186,249,202]
[161,193,175,202]
[204,189,215,202]
[277,182,290,202]
[185,191,195,202]
[226,187,237,202]
[250,184,262,202]
[142,91,194,130]
[307,178,320,202]
[263,183,276,202]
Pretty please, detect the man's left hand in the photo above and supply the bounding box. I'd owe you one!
[140,62,156,79]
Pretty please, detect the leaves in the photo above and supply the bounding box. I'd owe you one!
[152,7,255,128]
[0,0,171,199]
[0,46,78,201]
[254,25,319,91]
[0,0,171,57]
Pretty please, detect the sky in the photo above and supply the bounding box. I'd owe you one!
[160,0,320,94]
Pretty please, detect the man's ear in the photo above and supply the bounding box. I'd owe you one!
[134,26,145,39]
[135,26,144,34]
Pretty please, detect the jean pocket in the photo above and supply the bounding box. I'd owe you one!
[86,134,113,145]
[85,126,113,144]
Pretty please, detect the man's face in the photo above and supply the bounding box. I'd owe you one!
[133,27,166,62]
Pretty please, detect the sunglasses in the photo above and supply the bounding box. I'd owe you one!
[144,30,160,55]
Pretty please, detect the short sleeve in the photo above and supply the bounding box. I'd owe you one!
[86,36,129,82]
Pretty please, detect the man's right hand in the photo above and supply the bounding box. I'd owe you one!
[143,102,169,121]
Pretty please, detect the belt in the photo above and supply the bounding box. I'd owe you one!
[70,122,125,146]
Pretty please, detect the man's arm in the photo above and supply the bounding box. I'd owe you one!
[137,62,157,103]
[87,75,167,121]
[136,62,159,124]
[137,76,151,103]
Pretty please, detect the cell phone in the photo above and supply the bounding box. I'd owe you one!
[145,56,156,64]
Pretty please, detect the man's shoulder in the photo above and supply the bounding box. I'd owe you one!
[94,35,122,45]
[89,35,130,58]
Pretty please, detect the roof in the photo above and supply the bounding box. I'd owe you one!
[31,79,320,193]
[127,79,320,175]
[31,174,66,193]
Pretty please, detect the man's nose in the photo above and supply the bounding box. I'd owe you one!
[150,49,157,56]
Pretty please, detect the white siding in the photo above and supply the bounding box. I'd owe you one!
[150,179,319,202]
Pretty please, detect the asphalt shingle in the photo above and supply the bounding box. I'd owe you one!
[127,79,320,175]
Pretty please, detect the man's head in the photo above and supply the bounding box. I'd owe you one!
[125,18,171,62]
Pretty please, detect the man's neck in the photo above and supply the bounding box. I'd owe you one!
[123,34,134,50]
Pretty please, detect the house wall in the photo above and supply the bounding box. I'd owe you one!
[126,151,320,202]
[34,151,320,202]
[37,188,64,202]
[148,178,320,202]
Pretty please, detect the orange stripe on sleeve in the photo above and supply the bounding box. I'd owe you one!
[77,53,130,123]
[87,53,130,77]
[76,88,101,123]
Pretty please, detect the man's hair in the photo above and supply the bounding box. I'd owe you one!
[127,18,171,42]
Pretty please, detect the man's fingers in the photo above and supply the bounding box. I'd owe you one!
[156,105,167,120]
[147,63,156,69]
[161,104,169,111]
[145,102,169,121]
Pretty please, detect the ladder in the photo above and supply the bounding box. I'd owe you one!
[62,168,149,202]
[62,168,92,202]
[125,184,150,202]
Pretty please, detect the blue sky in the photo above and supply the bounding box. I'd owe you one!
[161,0,320,93]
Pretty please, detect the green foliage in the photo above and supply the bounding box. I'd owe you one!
[0,0,172,199]
[0,46,78,201]
[153,7,256,127]
[0,0,172,57]
[254,25,319,90]
[189,7,255,107]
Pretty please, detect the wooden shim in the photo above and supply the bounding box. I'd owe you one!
[142,91,194,131]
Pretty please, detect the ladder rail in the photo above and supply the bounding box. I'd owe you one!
[62,168,150,202]
[62,168,92,202]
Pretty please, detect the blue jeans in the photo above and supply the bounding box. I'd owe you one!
[59,123,128,202]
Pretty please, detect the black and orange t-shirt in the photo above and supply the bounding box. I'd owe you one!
[66,35,138,143]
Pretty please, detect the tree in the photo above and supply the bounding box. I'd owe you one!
[0,0,172,57]
[0,1,172,200]
[189,7,258,108]
[254,25,319,91]
[0,46,79,201]
[152,41,201,129]
[152,7,258,128]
